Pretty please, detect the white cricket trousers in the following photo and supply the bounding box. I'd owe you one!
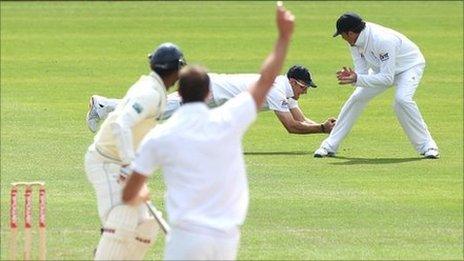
[164,225,240,260]
[84,145,150,224]
[320,64,438,154]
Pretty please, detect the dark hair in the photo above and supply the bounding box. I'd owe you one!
[178,66,210,103]
[152,67,179,78]
[286,65,317,88]
[333,13,366,37]
[350,21,366,34]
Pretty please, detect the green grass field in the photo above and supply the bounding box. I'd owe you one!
[1,1,462,260]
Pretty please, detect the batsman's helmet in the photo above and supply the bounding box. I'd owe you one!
[149,43,186,71]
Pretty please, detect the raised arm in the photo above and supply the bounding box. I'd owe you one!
[248,3,294,108]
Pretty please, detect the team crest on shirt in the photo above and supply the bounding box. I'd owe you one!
[281,100,288,108]
[379,53,389,61]
[132,102,143,114]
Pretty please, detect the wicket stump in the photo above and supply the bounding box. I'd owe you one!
[10,181,46,260]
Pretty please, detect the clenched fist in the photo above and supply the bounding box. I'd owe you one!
[322,117,337,133]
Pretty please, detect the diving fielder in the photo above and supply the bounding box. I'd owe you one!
[86,65,337,135]
[84,42,186,260]
[314,12,439,158]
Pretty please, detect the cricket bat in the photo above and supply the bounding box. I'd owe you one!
[145,202,170,234]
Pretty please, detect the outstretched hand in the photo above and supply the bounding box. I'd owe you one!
[322,117,337,133]
[336,67,357,85]
[276,1,295,41]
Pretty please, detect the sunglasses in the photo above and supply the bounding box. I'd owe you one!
[294,79,310,89]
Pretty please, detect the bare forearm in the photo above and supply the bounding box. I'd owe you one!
[289,107,316,124]
[303,117,317,124]
[285,121,324,134]
[250,37,290,107]
[249,4,294,108]
[258,36,290,90]
[122,172,148,205]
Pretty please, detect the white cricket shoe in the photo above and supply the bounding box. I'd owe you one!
[423,148,439,159]
[86,95,104,133]
[314,147,335,158]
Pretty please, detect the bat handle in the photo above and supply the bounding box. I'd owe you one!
[145,202,171,234]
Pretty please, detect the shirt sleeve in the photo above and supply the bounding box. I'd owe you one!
[111,91,161,165]
[266,88,290,112]
[213,92,257,133]
[355,38,397,88]
[130,132,162,177]
[287,98,298,109]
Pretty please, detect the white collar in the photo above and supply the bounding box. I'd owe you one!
[354,23,370,49]
[178,102,209,114]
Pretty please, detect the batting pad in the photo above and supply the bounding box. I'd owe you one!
[126,218,160,260]
[94,205,138,260]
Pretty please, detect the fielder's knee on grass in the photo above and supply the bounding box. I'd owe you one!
[126,218,160,260]
[94,205,138,260]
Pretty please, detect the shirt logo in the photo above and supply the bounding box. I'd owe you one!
[379,53,389,62]
[132,102,143,114]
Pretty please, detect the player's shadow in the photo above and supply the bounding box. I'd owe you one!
[329,156,425,165]
[244,151,311,156]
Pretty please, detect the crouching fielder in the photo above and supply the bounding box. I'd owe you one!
[314,12,439,158]
[84,42,185,260]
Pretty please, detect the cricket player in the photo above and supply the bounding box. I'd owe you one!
[122,3,294,259]
[86,65,337,135]
[84,42,186,260]
[314,12,439,158]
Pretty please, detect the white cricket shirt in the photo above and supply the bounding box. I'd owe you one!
[351,22,426,88]
[93,72,166,164]
[209,73,298,112]
[131,92,257,233]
